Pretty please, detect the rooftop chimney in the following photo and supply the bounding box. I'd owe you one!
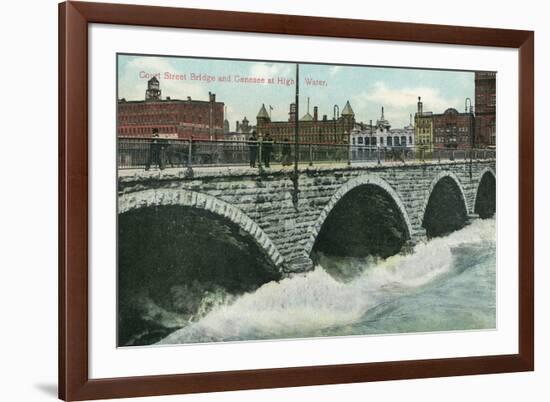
[313,106,318,121]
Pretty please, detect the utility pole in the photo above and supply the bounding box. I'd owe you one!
[292,64,300,209]
[294,64,299,176]
[466,97,474,179]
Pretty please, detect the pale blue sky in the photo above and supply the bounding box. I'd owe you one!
[118,54,474,129]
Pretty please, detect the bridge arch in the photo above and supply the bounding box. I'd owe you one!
[421,171,469,218]
[304,175,413,256]
[421,171,469,238]
[119,188,284,268]
[473,167,496,218]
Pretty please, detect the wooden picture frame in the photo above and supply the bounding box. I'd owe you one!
[59,1,534,400]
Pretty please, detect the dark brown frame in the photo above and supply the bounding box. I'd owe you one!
[59,1,534,400]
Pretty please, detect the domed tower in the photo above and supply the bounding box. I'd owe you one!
[145,76,161,101]
[241,117,250,134]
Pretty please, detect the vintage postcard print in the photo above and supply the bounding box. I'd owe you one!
[116,54,496,347]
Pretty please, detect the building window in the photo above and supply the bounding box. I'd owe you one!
[358,137,363,144]
[387,136,392,146]
[409,136,412,144]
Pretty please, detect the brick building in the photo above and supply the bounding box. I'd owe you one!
[415,72,496,152]
[432,107,475,149]
[475,72,496,147]
[117,77,225,140]
[415,97,476,151]
[255,100,356,144]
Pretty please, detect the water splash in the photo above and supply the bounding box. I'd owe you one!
[157,218,496,345]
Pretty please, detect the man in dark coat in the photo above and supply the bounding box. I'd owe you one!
[248,130,258,168]
[262,132,274,168]
[281,138,292,166]
[145,128,164,170]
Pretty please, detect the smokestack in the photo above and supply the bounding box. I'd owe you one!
[417,96,423,114]
[236,121,240,132]
[323,114,327,121]
[313,106,318,121]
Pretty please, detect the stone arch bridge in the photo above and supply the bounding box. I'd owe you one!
[118,160,496,274]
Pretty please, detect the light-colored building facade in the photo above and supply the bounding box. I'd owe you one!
[350,107,415,149]
[415,97,434,153]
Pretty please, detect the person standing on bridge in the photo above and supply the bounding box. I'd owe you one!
[248,130,258,168]
[262,132,274,168]
[145,128,165,171]
[281,138,292,166]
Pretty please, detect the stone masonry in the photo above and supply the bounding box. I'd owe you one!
[118,160,496,275]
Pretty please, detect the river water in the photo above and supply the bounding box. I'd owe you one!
[156,218,496,345]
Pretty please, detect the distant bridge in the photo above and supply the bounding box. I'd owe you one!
[118,158,496,274]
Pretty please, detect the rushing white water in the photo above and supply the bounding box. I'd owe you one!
[157,218,496,345]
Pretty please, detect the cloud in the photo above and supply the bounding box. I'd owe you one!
[329,66,342,76]
[248,62,293,82]
[363,82,461,111]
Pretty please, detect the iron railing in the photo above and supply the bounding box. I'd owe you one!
[117,137,496,170]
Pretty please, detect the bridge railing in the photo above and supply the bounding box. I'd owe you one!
[117,137,496,169]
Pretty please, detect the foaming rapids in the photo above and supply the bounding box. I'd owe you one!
[156,218,496,345]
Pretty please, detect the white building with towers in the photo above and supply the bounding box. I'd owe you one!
[351,106,415,149]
